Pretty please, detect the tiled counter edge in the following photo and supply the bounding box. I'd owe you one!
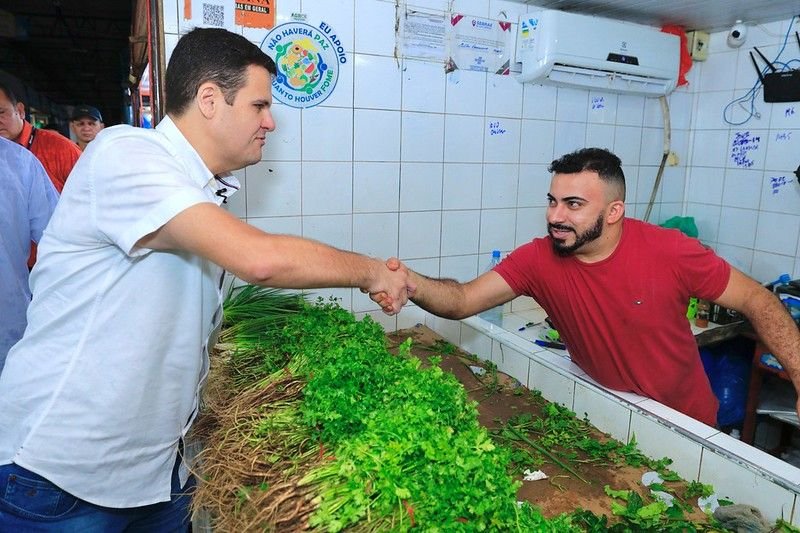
[423,313,800,526]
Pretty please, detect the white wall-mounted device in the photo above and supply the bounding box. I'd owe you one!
[514,9,681,97]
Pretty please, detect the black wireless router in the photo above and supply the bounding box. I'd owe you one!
[749,32,800,103]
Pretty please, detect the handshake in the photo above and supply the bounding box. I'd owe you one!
[365,257,417,315]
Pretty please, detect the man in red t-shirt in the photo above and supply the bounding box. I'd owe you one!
[0,83,81,193]
[372,148,800,427]
[0,83,81,267]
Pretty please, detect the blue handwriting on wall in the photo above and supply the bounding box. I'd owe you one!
[770,175,790,195]
[730,131,760,168]
[489,121,506,136]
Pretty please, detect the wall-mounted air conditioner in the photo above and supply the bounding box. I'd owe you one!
[514,9,680,96]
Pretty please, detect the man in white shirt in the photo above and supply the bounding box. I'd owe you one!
[0,27,411,531]
[0,137,58,372]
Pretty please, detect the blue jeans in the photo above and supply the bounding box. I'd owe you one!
[0,458,195,532]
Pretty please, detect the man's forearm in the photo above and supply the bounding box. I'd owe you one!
[409,271,470,319]
[746,291,800,387]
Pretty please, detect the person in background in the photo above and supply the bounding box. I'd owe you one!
[0,83,81,193]
[70,104,104,151]
[0,27,410,532]
[373,147,800,428]
[0,137,58,373]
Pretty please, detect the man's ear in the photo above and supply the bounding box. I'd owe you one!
[15,102,25,118]
[196,82,220,119]
[606,200,625,224]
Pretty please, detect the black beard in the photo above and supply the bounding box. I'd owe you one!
[549,213,605,256]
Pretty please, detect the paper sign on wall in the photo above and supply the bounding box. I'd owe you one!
[447,14,511,74]
[235,0,275,29]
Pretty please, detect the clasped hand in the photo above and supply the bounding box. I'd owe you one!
[366,257,416,315]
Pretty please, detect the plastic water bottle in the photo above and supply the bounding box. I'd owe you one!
[478,250,504,327]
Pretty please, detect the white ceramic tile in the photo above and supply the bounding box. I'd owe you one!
[587,92,617,125]
[443,163,483,210]
[225,169,246,218]
[354,0,397,56]
[302,0,354,52]
[768,102,800,129]
[402,59,446,113]
[460,324,493,361]
[519,119,555,164]
[613,126,643,167]
[691,130,729,167]
[637,399,719,440]
[353,212,399,259]
[687,166,725,205]
[765,128,800,173]
[634,166,661,204]
[399,211,441,259]
[713,244,753,273]
[522,84,557,120]
[445,69,487,116]
[722,168,763,209]
[444,114,485,163]
[400,162,443,211]
[517,164,549,208]
[451,0,488,18]
[668,91,693,131]
[354,54,402,110]
[440,254,479,281]
[353,161,400,213]
[441,210,480,256]
[401,112,445,162]
[162,0,179,34]
[301,107,353,161]
[301,161,352,215]
[515,207,545,247]
[727,129,767,171]
[553,122,587,162]
[484,117,521,163]
[659,167,687,204]
[246,161,301,217]
[573,383,632,443]
[685,203,721,243]
[486,74,523,118]
[555,87,589,123]
[639,127,666,165]
[527,359,575,409]
[479,209,516,254]
[397,305,428,330]
[698,448,797,525]
[629,412,703,482]
[707,433,800,487]
[353,109,401,161]
[585,124,615,153]
[716,207,757,248]
[263,105,302,161]
[404,257,439,279]
[699,50,739,92]
[491,341,530,389]
[302,213,352,251]
[482,164,518,209]
[693,91,734,131]
[755,211,800,256]
[642,96,667,129]
[751,251,795,284]
[424,314,461,345]
[761,172,800,215]
[616,94,645,126]
[247,216,302,237]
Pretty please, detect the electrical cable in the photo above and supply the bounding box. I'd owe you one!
[643,95,671,222]
[722,16,798,126]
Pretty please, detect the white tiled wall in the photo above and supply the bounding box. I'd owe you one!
[161,1,800,522]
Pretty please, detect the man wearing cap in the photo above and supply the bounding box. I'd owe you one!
[70,105,104,151]
[0,83,81,194]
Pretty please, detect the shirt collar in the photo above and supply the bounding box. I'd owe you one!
[155,116,240,200]
[15,120,33,148]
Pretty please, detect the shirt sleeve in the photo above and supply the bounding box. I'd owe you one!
[671,231,731,301]
[26,154,58,243]
[493,240,542,297]
[91,135,212,257]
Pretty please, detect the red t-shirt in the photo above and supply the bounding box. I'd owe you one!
[16,120,81,193]
[495,218,731,426]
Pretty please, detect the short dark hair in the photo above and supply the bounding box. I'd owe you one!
[0,82,19,105]
[549,147,626,201]
[164,28,277,116]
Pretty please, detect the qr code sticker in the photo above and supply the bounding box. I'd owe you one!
[202,3,225,27]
